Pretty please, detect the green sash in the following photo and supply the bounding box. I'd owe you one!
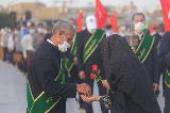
[83,29,105,63]
[135,29,155,63]
[64,36,78,72]
[27,29,105,113]
[164,70,170,88]
[27,59,65,113]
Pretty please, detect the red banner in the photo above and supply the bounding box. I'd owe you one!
[76,10,84,32]
[160,0,170,31]
[95,0,107,28]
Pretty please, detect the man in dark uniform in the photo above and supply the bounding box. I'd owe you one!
[76,15,107,113]
[127,12,161,94]
[27,20,91,113]
[158,32,170,113]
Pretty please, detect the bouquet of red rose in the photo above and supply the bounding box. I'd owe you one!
[89,64,102,82]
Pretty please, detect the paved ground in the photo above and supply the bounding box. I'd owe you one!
[0,60,165,113]
[0,61,27,113]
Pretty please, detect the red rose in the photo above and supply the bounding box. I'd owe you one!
[91,64,98,72]
[89,73,96,80]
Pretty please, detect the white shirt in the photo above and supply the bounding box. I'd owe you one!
[47,39,56,47]
[7,34,14,51]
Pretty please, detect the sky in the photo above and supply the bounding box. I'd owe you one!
[0,0,161,11]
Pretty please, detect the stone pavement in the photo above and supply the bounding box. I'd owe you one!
[0,61,27,113]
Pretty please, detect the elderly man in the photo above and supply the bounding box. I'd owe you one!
[27,20,91,113]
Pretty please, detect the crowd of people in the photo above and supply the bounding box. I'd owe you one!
[0,12,170,113]
[0,22,48,72]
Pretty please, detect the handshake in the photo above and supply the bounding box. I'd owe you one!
[76,83,92,96]
[76,83,100,102]
[76,80,111,104]
[76,80,110,96]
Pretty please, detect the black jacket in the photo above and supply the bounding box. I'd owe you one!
[158,32,170,96]
[28,41,76,113]
[143,32,160,84]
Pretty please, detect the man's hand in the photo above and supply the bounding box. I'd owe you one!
[80,95,101,103]
[101,80,110,90]
[78,70,86,80]
[76,83,91,96]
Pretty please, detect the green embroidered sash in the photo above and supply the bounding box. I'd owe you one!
[135,29,155,63]
[27,29,105,113]
[83,29,105,63]
[64,36,78,72]
[164,70,170,88]
[27,59,65,113]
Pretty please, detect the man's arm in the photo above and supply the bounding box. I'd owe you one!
[35,58,76,98]
[35,58,91,98]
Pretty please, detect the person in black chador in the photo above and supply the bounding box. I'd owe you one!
[158,32,170,113]
[81,34,161,113]
[27,20,91,113]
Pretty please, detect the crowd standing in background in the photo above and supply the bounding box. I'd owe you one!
[0,22,48,73]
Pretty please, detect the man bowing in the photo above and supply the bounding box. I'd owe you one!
[27,20,91,113]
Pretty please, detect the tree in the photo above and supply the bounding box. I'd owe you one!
[0,12,14,28]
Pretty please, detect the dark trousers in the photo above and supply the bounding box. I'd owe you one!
[2,47,7,61]
[5,49,14,63]
[164,96,170,113]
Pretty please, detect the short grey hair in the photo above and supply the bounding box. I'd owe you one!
[52,19,76,35]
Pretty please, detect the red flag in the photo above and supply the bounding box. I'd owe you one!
[107,15,119,32]
[76,10,84,32]
[160,0,170,31]
[95,0,107,28]
[148,25,157,35]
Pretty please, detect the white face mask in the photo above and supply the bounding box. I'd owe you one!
[58,41,70,52]
[88,28,96,34]
[134,22,145,33]
[86,15,97,34]
[105,29,113,37]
